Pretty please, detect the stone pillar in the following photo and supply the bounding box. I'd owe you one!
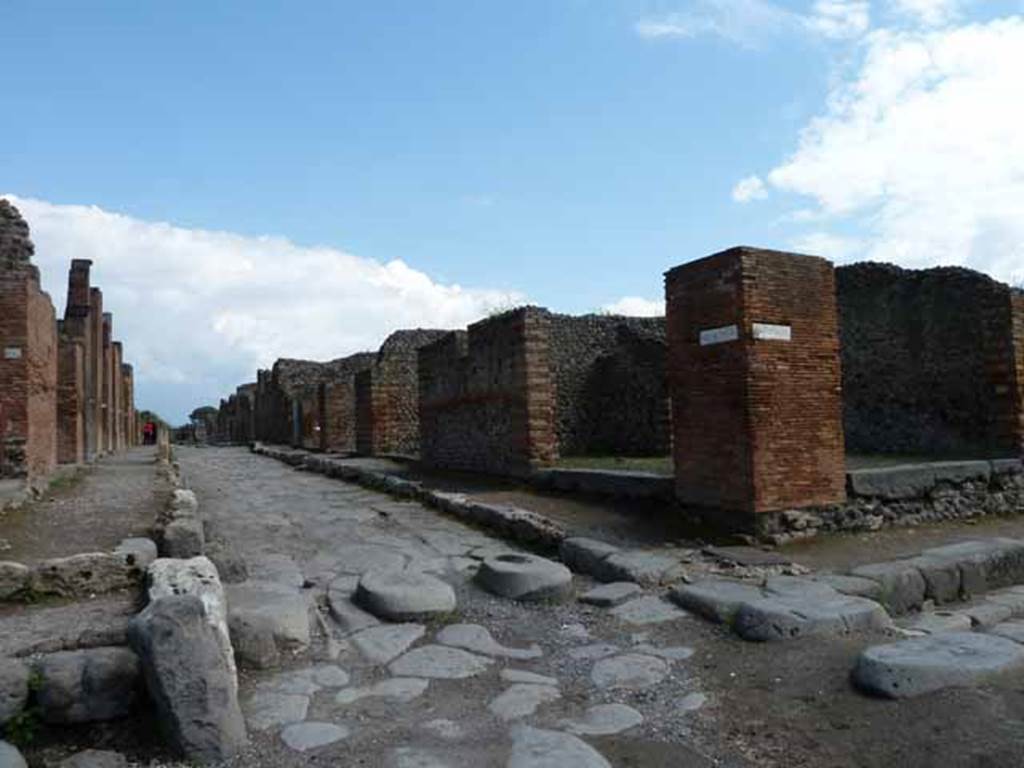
[664,246,846,528]
[90,288,105,455]
[57,325,86,464]
[0,200,58,489]
[63,260,97,461]
[102,312,114,454]
[122,364,135,447]
[112,341,124,451]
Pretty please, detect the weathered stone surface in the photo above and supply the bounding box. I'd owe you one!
[129,594,248,762]
[475,553,572,602]
[162,518,205,558]
[902,611,973,635]
[435,623,542,659]
[988,620,1024,644]
[733,593,890,642]
[31,553,141,598]
[388,645,492,679]
[0,741,26,768]
[204,541,248,584]
[355,569,456,621]
[0,659,28,726]
[226,580,311,668]
[113,538,158,571]
[247,554,304,589]
[813,573,883,600]
[35,647,140,723]
[965,602,1014,628]
[335,677,429,705]
[610,596,687,625]
[561,703,643,736]
[58,750,128,768]
[985,586,1024,616]
[918,539,1024,596]
[488,683,560,721]
[558,538,619,575]
[333,544,407,576]
[500,669,559,686]
[590,653,667,690]
[280,721,349,752]
[579,582,641,607]
[350,624,425,664]
[170,488,199,516]
[594,551,680,586]
[0,562,29,600]
[669,579,762,624]
[327,576,380,635]
[508,725,611,768]
[243,691,309,731]
[854,631,1024,698]
[849,560,927,614]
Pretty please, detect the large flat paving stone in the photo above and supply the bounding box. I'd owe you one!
[670,579,763,624]
[560,703,643,736]
[853,631,1024,698]
[508,725,611,768]
[226,580,311,668]
[388,645,493,679]
[590,653,667,690]
[475,553,573,602]
[436,623,542,659]
[987,620,1024,644]
[594,551,681,586]
[487,683,560,721]
[243,691,309,731]
[350,624,426,664]
[355,570,456,621]
[733,593,891,642]
[280,721,349,752]
[579,582,641,607]
[610,596,687,625]
[335,677,429,705]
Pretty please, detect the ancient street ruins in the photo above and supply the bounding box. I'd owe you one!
[4,191,1024,768]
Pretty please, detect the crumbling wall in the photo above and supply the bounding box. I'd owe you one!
[354,329,448,457]
[0,200,58,486]
[547,314,669,457]
[317,353,376,453]
[57,328,86,464]
[419,308,556,475]
[838,263,1024,457]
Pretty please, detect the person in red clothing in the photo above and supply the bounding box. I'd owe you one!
[143,420,156,445]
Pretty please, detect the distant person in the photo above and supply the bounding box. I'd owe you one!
[143,420,156,445]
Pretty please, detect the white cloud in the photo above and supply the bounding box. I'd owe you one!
[732,174,769,202]
[758,16,1024,285]
[788,231,864,260]
[603,296,664,316]
[890,0,962,26]
[636,0,869,46]
[4,195,523,422]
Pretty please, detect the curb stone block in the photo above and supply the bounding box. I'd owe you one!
[849,560,927,614]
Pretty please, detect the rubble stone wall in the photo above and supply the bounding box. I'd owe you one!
[419,308,556,476]
[547,313,670,457]
[838,263,1024,458]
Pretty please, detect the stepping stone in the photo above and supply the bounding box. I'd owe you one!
[501,669,559,686]
[350,624,426,664]
[243,691,309,731]
[733,592,890,642]
[435,624,542,660]
[595,551,680,587]
[508,726,611,768]
[987,620,1024,644]
[488,683,561,720]
[611,596,687,625]
[590,653,668,690]
[677,692,707,712]
[632,643,694,661]
[561,703,643,736]
[902,612,973,635]
[280,721,349,752]
[475,554,573,602]
[579,582,641,607]
[335,677,429,705]
[849,561,927,615]
[670,579,763,624]
[568,643,619,661]
[854,631,1024,698]
[355,570,456,621]
[388,645,493,679]
[226,581,312,668]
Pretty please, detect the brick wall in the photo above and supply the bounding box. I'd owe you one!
[838,263,1023,457]
[90,289,104,455]
[354,329,448,457]
[57,328,85,464]
[547,313,670,457]
[0,200,58,487]
[101,313,114,454]
[315,353,375,452]
[419,308,556,476]
[112,341,124,451]
[665,246,846,521]
[122,364,135,447]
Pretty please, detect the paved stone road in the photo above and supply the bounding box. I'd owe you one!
[178,447,733,768]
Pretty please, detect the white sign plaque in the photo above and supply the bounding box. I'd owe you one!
[3,347,22,360]
[699,325,739,346]
[752,323,792,342]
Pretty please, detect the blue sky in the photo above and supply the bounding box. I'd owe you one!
[3,1,1023,421]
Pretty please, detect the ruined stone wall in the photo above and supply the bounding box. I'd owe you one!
[354,329,448,457]
[57,329,85,464]
[101,313,114,454]
[0,201,58,486]
[666,247,846,519]
[1012,293,1024,456]
[316,353,375,453]
[838,263,1024,458]
[90,290,104,455]
[419,308,556,475]
[63,260,97,460]
[547,313,670,457]
[112,341,124,451]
